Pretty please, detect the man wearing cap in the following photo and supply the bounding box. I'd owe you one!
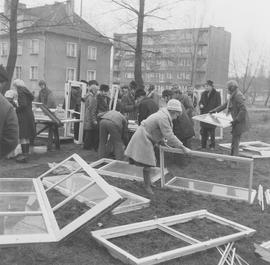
[199,80,221,150]
[210,80,249,156]
[0,65,19,159]
[125,99,190,194]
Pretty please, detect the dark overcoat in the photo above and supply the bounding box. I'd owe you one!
[0,94,19,158]
[16,86,36,140]
[199,88,221,128]
[138,97,159,125]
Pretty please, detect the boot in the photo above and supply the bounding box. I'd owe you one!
[143,167,154,195]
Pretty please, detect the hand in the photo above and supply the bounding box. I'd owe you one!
[209,110,216,114]
[199,104,204,109]
[181,146,191,155]
[231,120,239,127]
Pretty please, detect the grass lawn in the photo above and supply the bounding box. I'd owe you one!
[0,109,269,265]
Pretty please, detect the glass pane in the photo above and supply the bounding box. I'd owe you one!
[0,179,34,192]
[0,195,40,212]
[0,215,47,235]
[101,161,160,180]
[169,177,256,201]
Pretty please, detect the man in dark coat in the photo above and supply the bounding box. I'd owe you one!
[0,65,19,159]
[136,89,159,125]
[210,80,249,156]
[36,80,56,108]
[199,80,221,149]
[97,84,110,114]
[120,85,137,120]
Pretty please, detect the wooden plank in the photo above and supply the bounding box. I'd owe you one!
[265,189,270,205]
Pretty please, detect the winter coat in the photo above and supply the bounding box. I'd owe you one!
[97,94,110,114]
[0,94,19,158]
[199,88,221,128]
[138,97,159,125]
[100,110,129,146]
[36,87,56,108]
[179,94,194,119]
[212,89,250,136]
[147,90,160,106]
[16,86,36,140]
[125,108,183,167]
[173,102,195,141]
[120,91,137,120]
[83,92,97,130]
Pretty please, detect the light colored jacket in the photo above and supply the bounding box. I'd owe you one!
[125,108,182,166]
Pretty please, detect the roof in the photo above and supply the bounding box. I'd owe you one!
[20,2,111,45]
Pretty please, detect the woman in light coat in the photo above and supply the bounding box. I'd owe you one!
[125,99,190,194]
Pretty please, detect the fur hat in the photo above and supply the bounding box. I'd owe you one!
[0,65,8,82]
[4,89,16,99]
[13,79,25,87]
[167,99,182,112]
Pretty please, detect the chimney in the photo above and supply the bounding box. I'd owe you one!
[66,0,74,22]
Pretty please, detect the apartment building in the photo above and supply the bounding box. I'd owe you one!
[113,26,231,93]
[0,0,111,102]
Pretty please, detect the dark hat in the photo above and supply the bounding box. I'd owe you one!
[0,65,8,82]
[206,80,214,87]
[88,80,99,86]
[100,84,109,92]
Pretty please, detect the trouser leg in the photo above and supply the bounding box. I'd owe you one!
[83,129,91,149]
[200,127,208,148]
[98,120,109,159]
[143,166,153,195]
[231,134,241,156]
[209,128,216,148]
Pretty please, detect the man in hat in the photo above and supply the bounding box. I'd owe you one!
[199,80,221,150]
[210,80,249,156]
[0,65,19,159]
[125,99,190,194]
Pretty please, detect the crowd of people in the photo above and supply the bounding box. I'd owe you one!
[0,62,249,193]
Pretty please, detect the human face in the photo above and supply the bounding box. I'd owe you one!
[205,84,212,92]
[170,111,181,120]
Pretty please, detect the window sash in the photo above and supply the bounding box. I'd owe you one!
[66,68,76,81]
[30,39,39,54]
[30,66,38,80]
[88,46,97,60]
[67,43,77,57]
[87,70,96,81]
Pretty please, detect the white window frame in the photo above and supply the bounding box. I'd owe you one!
[87,46,97,60]
[159,146,256,204]
[15,66,22,79]
[90,158,164,183]
[30,39,39,54]
[91,210,255,265]
[86,70,96,81]
[0,154,122,246]
[17,40,23,55]
[66,67,76,81]
[29,66,38,80]
[66,42,77,57]
[0,42,8,56]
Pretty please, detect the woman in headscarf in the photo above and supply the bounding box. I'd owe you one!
[12,79,36,162]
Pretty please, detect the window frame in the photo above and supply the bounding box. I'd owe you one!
[87,46,97,60]
[86,69,96,81]
[30,39,39,55]
[66,42,77,57]
[29,66,38,80]
[66,67,76,81]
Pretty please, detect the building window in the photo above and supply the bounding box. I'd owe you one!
[0,42,8,56]
[30,39,39,54]
[66,67,76,81]
[87,70,96,81]
[66,42,77,57]
[17,40,23,55]
[29,66,38,80]
[124,72,134,79]
[88,46,97,60]
[15,66,22,79]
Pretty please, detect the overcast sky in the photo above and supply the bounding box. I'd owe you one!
[2,0,270,74]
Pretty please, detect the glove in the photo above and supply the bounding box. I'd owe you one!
[231,120,239,127]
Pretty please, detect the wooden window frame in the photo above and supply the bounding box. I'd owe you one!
[91,210,255,265]
[90,158,164,183]
[159,146,255,204]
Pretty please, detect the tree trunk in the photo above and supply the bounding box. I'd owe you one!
[4,0,19,95]
[134,0,145,90]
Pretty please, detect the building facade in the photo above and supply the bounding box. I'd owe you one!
[113,26,231,93]
[0,1,111,103]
